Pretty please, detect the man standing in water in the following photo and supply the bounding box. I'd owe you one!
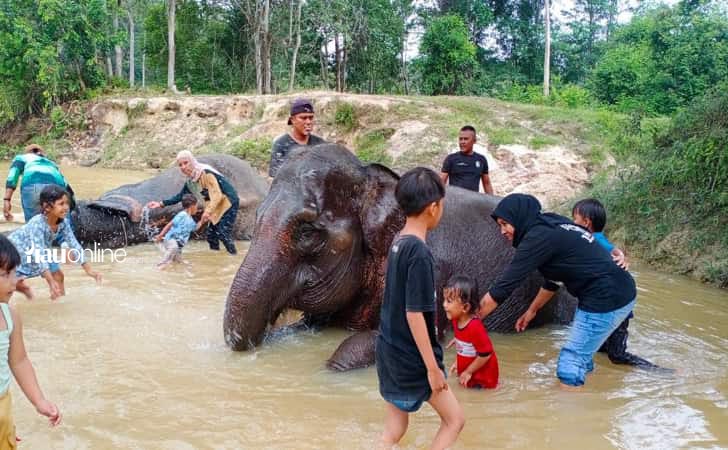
[268,98,326,178]
[440,126,494,194]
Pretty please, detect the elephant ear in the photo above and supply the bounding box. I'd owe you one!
[87,194,144,222]
[360,164,404,257]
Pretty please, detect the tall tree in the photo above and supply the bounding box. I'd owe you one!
[418,14,477,94]
[128,2,135,87]
[288,0,303,90]
[167,0,177,92]
[543,0,550,96]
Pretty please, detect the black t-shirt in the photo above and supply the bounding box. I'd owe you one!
[441,151,489,192]
[268,133,326,177]
[376,235,444,400]
[489,222,637,313]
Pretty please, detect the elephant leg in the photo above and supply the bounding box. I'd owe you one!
[326,330,378,372]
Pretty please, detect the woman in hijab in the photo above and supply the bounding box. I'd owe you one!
[146,150,239,254]
[478,193,637,389]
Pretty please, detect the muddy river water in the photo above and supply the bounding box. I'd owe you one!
[3,164,727,449]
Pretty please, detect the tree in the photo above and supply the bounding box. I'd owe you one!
[167,0,178,92]
[543,0,550,96]
[417,15,477,95]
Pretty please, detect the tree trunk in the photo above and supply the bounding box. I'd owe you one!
[543,0,551,97]
[262,0,272,94]
[128,8,135,87]
[334,34,341,92]
[142,52,146,88]
[319,34,329,89]
[167,0,177,92]
[401,35,409,95]
[106,56,114,77]
[113,2,123,78]
[288,0,302,91]
[341,34,347,92]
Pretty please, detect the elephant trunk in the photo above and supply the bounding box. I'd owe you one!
[223,236,295,351]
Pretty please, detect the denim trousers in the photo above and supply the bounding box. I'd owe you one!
[556,298,637,386]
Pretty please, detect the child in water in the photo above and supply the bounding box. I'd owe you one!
[572,198,669,371]
[572,198,628,269]
[0,234,62,447]
[376,167,464,450]
[9,185,102,300]
[444,275,499,389]
[154,194,202,270]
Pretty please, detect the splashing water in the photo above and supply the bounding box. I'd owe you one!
[140,206,160,241]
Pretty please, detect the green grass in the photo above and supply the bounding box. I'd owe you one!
[229,138,272,170]
[529,135,559,149]
[355,129,394,166]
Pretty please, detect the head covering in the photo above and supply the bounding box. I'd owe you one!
[287,98,314,125]
[176,150,221,182]
[25,143,46,157]
[491,193,571,247]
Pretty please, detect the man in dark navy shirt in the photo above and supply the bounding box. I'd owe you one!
[268,98,326,177]
[440,125,494,194]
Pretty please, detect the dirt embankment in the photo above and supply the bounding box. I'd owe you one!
[9,91,596,208]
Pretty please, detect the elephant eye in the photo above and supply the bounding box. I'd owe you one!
[294,222,327,254]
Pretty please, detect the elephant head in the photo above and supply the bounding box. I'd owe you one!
[223,144,403,351]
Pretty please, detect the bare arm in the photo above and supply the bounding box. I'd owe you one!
[478,292,499,318]
[155,220,175,241]
[459,354,491,387]
[440,172,449,185]
[611,248,628,270]
[3,188,14,221]
[406,311,448,393]
[481,173,494,195]
[8,306,61,425]
[515,287,557,332]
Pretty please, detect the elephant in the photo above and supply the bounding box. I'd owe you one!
[70,154,269,248]
[223,144,577,371]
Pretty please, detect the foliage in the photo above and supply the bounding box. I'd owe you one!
[0,0,111,122]
[355,128,394,165]
[587,3,728,115]
[587,84,728,285]
[334,102,358,132]
[417,15,477,95]
[229,138,272,171]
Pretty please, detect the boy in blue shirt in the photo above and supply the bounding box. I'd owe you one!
[572,198,668,371]
[376,167,464,449]
[154,194,202,269]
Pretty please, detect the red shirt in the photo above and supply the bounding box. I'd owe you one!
[453,317,499,389]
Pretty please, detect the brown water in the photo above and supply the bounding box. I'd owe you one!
[4,166,728,449]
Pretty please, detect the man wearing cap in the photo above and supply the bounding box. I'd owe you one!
[268,98,326,178]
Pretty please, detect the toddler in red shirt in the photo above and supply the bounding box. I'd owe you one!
[444,275,499,389]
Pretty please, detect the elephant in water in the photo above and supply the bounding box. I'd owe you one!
[223,144,577,371]
[70,154,269,248]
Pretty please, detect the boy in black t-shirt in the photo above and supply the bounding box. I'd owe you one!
[376,167,465,449]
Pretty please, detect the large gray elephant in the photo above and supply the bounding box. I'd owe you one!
[70,154,269,248]
[223,144,577,371]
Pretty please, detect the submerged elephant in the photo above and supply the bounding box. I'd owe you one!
[223,144,577,371]
[70,154,269,248]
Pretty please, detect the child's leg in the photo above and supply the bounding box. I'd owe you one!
[380,402,409,449]
[427,388,465,450]
[15,279,34,301]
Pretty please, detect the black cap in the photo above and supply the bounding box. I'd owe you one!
[288,98,314,125]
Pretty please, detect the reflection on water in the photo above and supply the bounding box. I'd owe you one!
[2,166,727,449]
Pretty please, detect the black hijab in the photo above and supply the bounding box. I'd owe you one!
[491,193,571,247]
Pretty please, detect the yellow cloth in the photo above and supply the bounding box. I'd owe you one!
[199,172,231,225]
[0,391,17,450]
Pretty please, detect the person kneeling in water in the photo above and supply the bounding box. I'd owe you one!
[9,185,102,300]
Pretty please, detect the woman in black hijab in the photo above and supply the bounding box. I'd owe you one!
[478,193,637,388]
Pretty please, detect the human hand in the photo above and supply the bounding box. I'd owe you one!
[200,211,211,223]
[3,201,12,221]
[87,270,103,284]
[515,309,536,332]
[35,399,61,426]
[449,361,458,376]
[48,280,62,301]
[613,251,629,270]
[427,368,448,394]
[146,201,162,209]
[458,371,472,387]
[153,234,163,243]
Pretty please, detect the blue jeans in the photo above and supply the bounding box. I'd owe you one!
[557,298,637,386]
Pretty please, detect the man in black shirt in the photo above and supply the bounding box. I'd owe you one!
[268,98,326,177]
[440,125,494,194]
